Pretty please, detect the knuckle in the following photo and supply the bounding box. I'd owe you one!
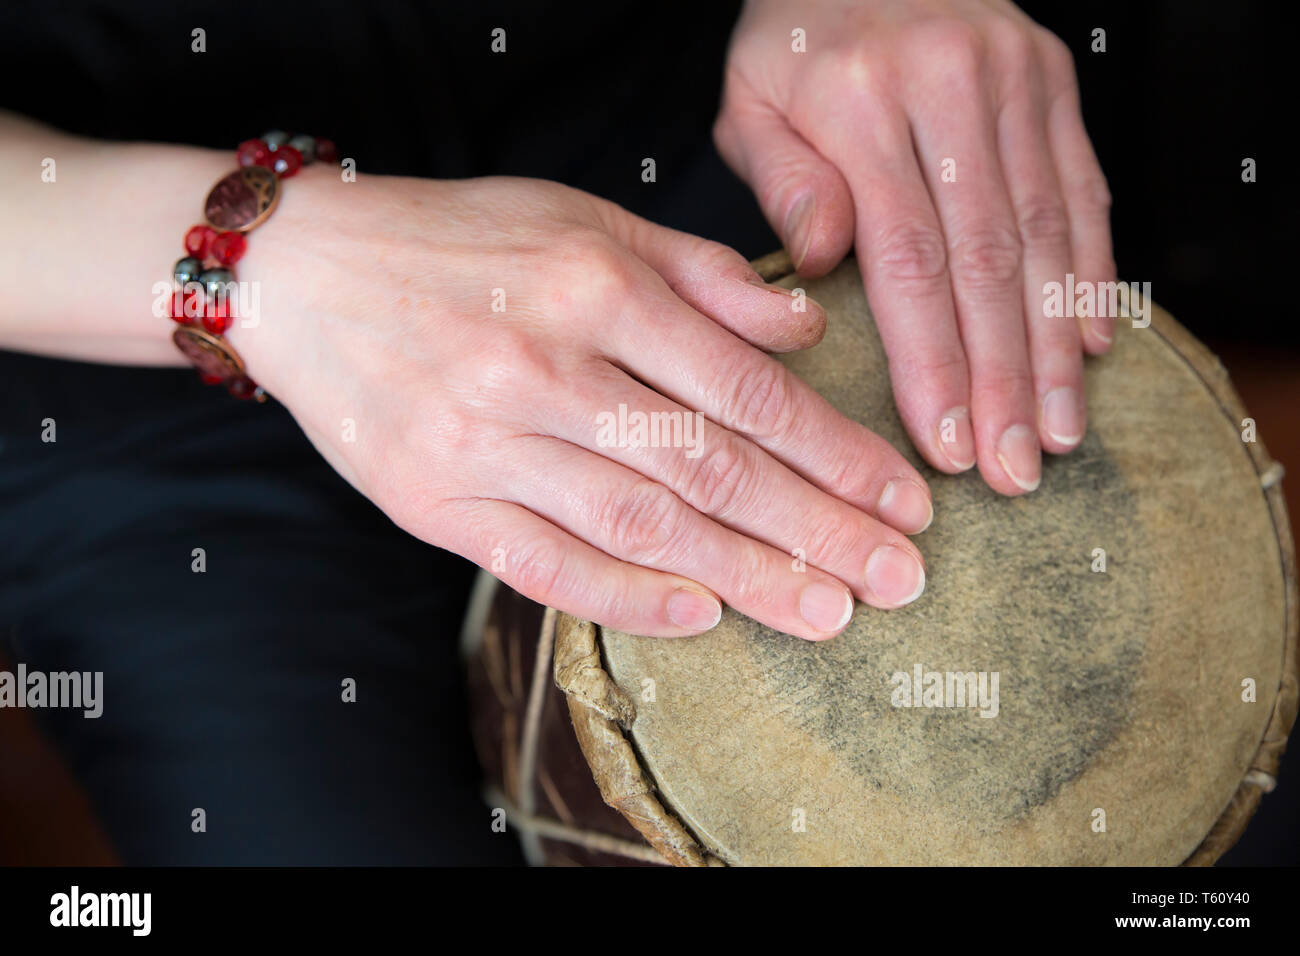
[1078,172,1113,214]
[512,538,570,602]
[1016,197,1071,248]
[602,480,686,563]
[914,20,985,75]
[799,514,860,571]
[416,401,481,459]
[971,362,1034,404]
[1038,30,1076,80]
[722,359,797,439]
[675,235,752,289]
[466,326,562,399]
[680,435,753,517]
[380,464,450,541]
[724,544,777,609]
[951,225,1023,288]
[711,111,732,151]
[1037,323,1084,357]
[891,351,969,386]
[824,448,876,508]
[827,43,885,89]
[574,241,638,304]
[873,221,949,283]
[553,229,636,304]
[695,238,750,280]
[712,108,744,167]
[993,22,1038,66]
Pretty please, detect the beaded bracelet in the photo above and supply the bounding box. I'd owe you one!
[167,130,337,401]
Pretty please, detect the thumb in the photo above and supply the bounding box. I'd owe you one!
[714,97,855,278]
[602,204,828,354]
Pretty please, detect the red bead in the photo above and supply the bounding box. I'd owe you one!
[200,372,225,385]
[236,138,271,169]
[227,376,258,399]
[271,146,303,178]
[202,298,233,335]
[184,224,218,258]
[170,288,202,324]
[315,138,336,163]
[210,231,248,266]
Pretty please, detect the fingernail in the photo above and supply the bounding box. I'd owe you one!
[667,587,722,631]
[937,406,976,470]
[783,194,815,272]
[1091,316,1114,345]
[865,545,926,607]
[877,478,933,534]
[996,424,1042,492]
[1041,387,1083,446]
[798,581,854,633]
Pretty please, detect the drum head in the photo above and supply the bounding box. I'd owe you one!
[572,254,1295,865]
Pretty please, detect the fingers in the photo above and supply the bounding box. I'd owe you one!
[596,283,934,533]
[612,210,828,353]
[906,48,1041,495]
[441,496,728,639]
[486,436,865,641]
[541,361,927,611]
[713,77,855,277]
[820,101,978,476]
[994,46,1086,454]
[1039,33,1117,354]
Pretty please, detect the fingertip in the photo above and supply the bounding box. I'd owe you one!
[864,543,927,609]
[784,193,816,273]
[1039,386,1085,453]
[739,275,828,352]
[1040,432,1083,456]
[876,477,934,535]
[788,189,855,279]
[1081,314,1115,354]
[989,423,1042,496]
[666,585,724,634]
[934,405,977,472]
[797,579,855,639]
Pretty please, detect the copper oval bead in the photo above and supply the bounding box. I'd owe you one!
[204,166,280,233]
[172,325,246,379]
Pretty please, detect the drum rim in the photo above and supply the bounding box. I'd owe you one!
[539,250,1299,866]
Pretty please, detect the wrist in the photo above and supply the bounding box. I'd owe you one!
[161,132,345,401]
[222,157,361,402]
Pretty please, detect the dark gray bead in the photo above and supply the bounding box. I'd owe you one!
[287,133,316,163]
[261,129,290,150]
[199,268,235,301]
[174,256,203,287]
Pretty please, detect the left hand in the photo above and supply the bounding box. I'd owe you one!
[715,0,1117,496]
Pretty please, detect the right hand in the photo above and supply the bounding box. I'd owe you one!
[235,173,932,641]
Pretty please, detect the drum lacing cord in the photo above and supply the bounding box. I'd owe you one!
[503,606,673,865]
[483,786,669,865]
[516,606,556,821]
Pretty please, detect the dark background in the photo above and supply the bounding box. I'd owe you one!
[0,0,1294,865]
